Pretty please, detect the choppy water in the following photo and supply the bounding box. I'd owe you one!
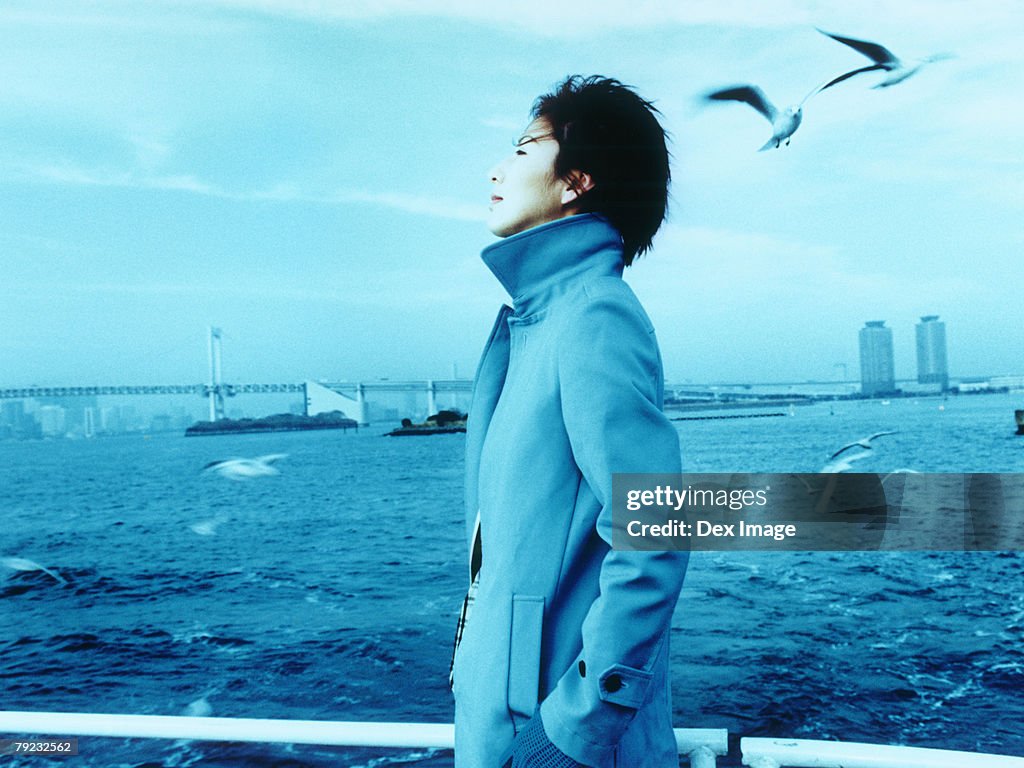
[1,393,1022,766]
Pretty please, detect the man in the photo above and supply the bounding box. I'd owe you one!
[451,75,688,768]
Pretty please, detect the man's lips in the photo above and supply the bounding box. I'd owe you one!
[490,196,502,204]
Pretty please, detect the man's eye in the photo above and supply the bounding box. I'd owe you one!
[516,149,526,156]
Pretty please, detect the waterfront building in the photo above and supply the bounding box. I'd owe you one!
[83,407,97,438]
[0,400,42,439]
[100,406,122,434]
[859,321,896,396]
[38,405,67,437]
[1,400,25,429]
[915,315,949,390]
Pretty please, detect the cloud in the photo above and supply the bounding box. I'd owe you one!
[3,254,497,309]
[188,0,1024,38]
[24,162,218,195]
[254,186,485,222]
[632,223,981,315]
[184,0,808,32]
[7,160,484,221]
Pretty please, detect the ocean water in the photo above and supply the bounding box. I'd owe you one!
[1,393,1022,766]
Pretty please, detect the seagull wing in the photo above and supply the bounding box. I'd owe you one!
[2,557,39,572]
[820,449,872,473]
[707,85,778,122]
[829,441,866,460]
[256,453,289,465]
[829,430,897,459]
[815,63,886,93]
[0,557,65,584]
[817,29,900,67]
[202,459,233,472]
[881,468,920,485]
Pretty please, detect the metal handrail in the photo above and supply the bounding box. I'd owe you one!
[6,712,1023,767]
[0,711,727,766]
[741,737,1024,767]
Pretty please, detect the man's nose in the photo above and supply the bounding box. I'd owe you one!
[488,161,504,183]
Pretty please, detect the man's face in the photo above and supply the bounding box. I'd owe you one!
[486,118,570,238]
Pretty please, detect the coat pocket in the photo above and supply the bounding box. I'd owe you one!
[507,594,545,728]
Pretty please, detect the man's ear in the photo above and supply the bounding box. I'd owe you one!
[561,170,594,206]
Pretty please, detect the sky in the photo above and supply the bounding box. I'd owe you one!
[2,0,1022,388]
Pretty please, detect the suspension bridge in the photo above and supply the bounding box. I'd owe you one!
[0,328,472,426]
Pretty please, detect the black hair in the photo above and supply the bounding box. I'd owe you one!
[531,75,670,266]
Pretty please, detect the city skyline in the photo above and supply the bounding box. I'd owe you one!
[2,2,1022,387]
[0,312,994,391]
[1,309,1014,440]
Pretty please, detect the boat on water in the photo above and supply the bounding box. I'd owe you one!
[386,410,467,436]
[1,711,1022,766]
[185,411,358,436]
[1015,409,1023,435]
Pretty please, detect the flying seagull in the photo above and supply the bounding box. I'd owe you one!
[705,82,826,151]
[1,556,66,584]
[881,468,920,486]
[819,448,874,474]
[817,29,953,90]
[202,453,288,480]
[819,431,897,472]
[829,431,897,460]
[189,516,226,536]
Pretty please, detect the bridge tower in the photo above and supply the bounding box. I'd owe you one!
[207,326,225,421]
[426,380,436,416]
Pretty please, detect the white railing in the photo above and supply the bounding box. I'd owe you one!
[0,711,726,766]
[741,737,1024,767]
[3,712,1023,767]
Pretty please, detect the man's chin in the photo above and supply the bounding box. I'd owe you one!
[486,217,517,238]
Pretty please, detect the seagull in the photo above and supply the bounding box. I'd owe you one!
[189,517,225,536]
[817,29,954,90]
[881,468,921,486]
[819,431,897,472]
[1,556,66,584]
[705,82,826,151]
[202,453,287,480]
[829,431,897,460]
[820,449,874,474]
[181,695,214,718]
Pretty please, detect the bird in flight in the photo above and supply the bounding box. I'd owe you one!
[705,81,828,151]
[819,431,897,472]
[1,556,66,584]
[829,431,898,460]
[202,453,288,480]
[817,29,954,90]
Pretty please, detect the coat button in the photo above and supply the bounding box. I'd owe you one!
[578,661,586,677]
[603,674,622,693]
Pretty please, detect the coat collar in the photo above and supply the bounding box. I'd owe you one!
[481,214,624,318]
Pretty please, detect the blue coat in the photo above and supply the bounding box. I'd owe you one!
[452,214,688,767]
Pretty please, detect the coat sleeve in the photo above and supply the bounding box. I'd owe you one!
[539,280,688,767]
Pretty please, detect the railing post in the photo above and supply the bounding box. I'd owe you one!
[689,744,719,768]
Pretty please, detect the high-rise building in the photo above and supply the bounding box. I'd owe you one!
[916,315,949,390]
[1,400,24,429]
[83,407,97,438]
[859,321,896,396]
[38,405,67,437]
